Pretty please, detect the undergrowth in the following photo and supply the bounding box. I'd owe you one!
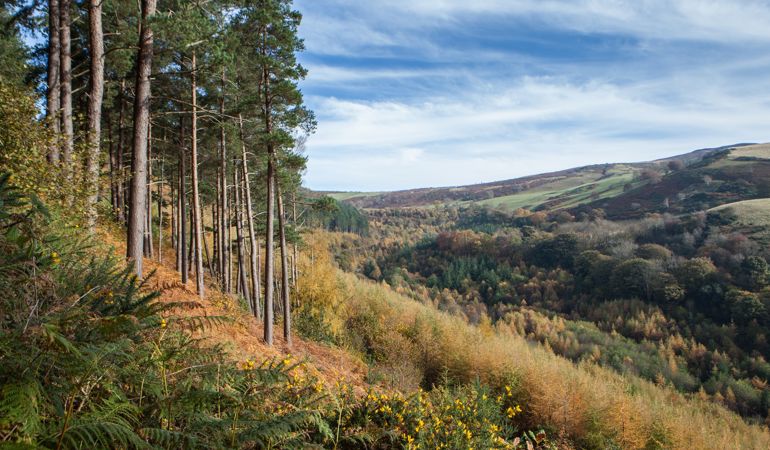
[0,170,552,449]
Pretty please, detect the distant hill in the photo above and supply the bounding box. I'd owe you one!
[583,143,770,219]
[327,143,770,218]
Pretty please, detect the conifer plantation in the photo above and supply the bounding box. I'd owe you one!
[3,1,770,449]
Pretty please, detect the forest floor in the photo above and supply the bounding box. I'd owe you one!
[99,226,370,394]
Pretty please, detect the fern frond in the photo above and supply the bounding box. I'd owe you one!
[237,410,333,448]
[0,378,43,440]
[139,427,199,449]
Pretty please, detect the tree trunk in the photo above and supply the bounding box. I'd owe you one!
[59,0,73,180]
[227,185,233,294]
[190,51,205,298]
[218,68,229,293]
[212,190,219,279]
[107,117,118,216]
[117,79,127,224]
[85,0,105,231]
[234,166,251,311]
[178,117,187,281]
[144,122,154,258]
[292,192,298,290]
[238,113,261,318]
[188,206,194,278]
[46,0,60,163]
[264,159,275,345]
[126,0,157,278]
[277,182,292,346]
[157,154,163,263]
[171,178,176,250]
[202,220,213,275]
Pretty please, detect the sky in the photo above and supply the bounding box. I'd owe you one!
[293,0,770,192]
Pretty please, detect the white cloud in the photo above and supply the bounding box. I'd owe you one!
[303,76,770,190]
[293,0,770,190]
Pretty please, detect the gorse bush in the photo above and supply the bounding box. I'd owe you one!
[329,382,551,450]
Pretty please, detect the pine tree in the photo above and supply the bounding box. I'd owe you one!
[127,0,157,277]
[85,0,105,230]
[46,0,60,163]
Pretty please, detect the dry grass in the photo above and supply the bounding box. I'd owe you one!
[728,143,770,160]
[333,269,770,449]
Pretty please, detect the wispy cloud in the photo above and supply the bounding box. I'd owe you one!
[294,0,770,190]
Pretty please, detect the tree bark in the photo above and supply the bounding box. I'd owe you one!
[157,154,163,263]
[59,0,73,185]
[218,68,230,293]
[264,160,275,345]
[277,182,292,347]
[292,192,298,290]
[178,117,188,281]
[46,0,61,163]
[107,117,117,216]
[117,79,127,224]
[263,56,276,344]
[212,185,219,279]
[126,0,157,278]
[234,165,251,311]
[190,51,205,298]
[85,0,105,231]
[238,113,261,318]
[144,122,154,258]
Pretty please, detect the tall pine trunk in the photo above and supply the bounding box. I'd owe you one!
[218,69,230,293]
[292,193,299,290]
[85,0,105,231]
[46,0,60,163]
[127,0,157,277]
[277,182,291,346]
[145,122,154,258]
[264,157,275,345]
[238,113,261,318]
[116,80,127,224]
[157,154,163,263]
[178,117,188,281]
[262,56,276,344]
[234,166,251,310]
[108,118,118,216]
[59,0,73,183]
[190,52,205,298]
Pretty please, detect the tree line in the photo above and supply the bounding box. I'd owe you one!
[15,0,315,346]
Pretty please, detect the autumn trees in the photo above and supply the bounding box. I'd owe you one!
[33,0,312,346]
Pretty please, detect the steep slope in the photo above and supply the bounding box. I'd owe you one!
[98,224,370,391]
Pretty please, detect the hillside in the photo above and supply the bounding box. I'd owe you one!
[582,143,770,219]
[328,143,765,216]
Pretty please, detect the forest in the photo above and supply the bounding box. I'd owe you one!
[346,202,770,421]
[2,1,770,449]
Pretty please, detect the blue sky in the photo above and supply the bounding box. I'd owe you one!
[294,0,770,191]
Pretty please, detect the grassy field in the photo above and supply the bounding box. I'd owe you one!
[710,198,770,226]
[728,144,770,160]
[327,191,382,201]
[475,166,639,211]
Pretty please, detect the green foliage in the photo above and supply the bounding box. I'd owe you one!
[0,6,29,86]
[307,196,369,235]
[0,174,334,448]
[354,204,770,421]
